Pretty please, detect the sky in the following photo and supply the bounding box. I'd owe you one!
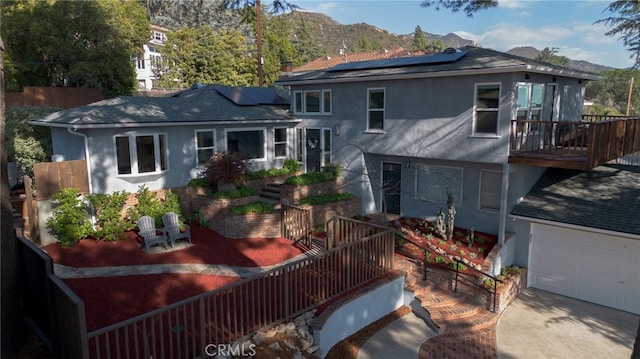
[290,0,632,69]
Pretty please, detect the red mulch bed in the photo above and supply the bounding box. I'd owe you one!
[44,225,310,331]
[65,273,241,331]
[391,217,497,271]
[44,224,306,268]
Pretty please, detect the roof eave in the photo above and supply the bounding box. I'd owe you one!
[276,64,601,86]
[29,118,301,129]
[509,214,640,239]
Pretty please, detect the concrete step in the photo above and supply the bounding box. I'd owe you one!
[427,299,485,322]
[259,190,281,200]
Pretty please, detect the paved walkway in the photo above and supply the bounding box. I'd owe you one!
[53,245,323,279]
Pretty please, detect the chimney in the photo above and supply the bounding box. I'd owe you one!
[280,61,293,73]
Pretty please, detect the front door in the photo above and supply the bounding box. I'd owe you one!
[382,162,401,215]
[306,129,321,172]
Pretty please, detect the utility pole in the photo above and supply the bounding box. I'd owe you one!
[626,77,634,116]
[256,0,264,86]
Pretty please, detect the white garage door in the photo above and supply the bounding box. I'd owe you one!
[529,223,640,314]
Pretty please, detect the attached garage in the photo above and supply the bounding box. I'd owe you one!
[529,223,640,314]
[510,165,640,315]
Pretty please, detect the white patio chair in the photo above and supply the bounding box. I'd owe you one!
[137,215,169,253]
[162,211,192,247]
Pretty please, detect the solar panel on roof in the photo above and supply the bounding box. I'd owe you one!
[213,85,289,106]
[327,49,468,72]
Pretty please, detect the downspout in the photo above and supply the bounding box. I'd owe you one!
[68,127,96,228]
[67,127,93,194]
[498,162,510,245]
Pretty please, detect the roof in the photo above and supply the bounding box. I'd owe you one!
[291,47,429,73]
[277,46,602,85]
[29,85,297,129]
[510,164,640,236]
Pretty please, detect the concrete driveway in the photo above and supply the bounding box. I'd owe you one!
[497,288,639,359]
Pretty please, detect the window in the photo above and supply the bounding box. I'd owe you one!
[305,91,321,113]
[479,171,501,211]
[474,84,500,135]
[323,129,331,165]
[294,92,303,114]
[115,134,167,175]
[517,83,545,121]
[367,88,385,131]
[296,128,303,162]
[136,57,145,70]
[415,165,462,203]
[196,130,216,166]
[293,90,331,114]
[274,128,287,158]
[227,130,265,160]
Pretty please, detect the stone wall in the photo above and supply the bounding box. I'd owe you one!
[244,172,301,192]
[221,212,282,239]
[281,177,344,205]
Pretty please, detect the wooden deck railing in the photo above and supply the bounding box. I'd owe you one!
[325,215,391,250]
[86,226,395,359]
[281,203,312,247]
[509,116,640,170]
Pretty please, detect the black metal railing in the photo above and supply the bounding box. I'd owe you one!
[395,233,430,280]
[452,258,503,313]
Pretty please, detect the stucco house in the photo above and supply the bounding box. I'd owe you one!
[29,84,299,195]
[276,46,640,314]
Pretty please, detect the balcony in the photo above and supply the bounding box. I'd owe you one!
[508,116,640,170]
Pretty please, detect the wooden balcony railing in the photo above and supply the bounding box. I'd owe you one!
[509,116,640,170]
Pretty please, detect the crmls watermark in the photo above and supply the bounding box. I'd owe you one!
[204,343,256,357]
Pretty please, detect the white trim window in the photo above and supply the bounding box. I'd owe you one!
[296,128,304,162]
[367,88,385,131]
[479,170,501,211]
[322,128,332,165]
[115,133,167,175]
[274,127,288,158]
[226,129,266,160]
[517,83,545,121]
[293,90,332,114]
[473,83,500,135]
[415,165,463,204]
[195,129,216,166]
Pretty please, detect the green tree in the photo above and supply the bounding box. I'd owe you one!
[596,1,640,67]
[5,106,58,178]
[1,33,22,359]
[585,68,640,114]
[1,0,149,97]
[413,25,428,50]
[262,15,296,85]
[425,39,447,53]
[351,35,381,53]
[536,47,570,67]
[420,0,497,16]
[156,26,255,88]
[143,0,249,34]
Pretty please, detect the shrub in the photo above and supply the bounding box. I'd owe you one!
[283,158,301,173]
[435,256,446,264]
[187,177,209,187]
[450,261,467,271]
[213,185,256,199]
[205,152,248,187]
[285,169,337,186]
[88,191,131,241]
[230,201,274,215]
[127,185,183,225]
[46,188,93,247]
[299,192,356,206]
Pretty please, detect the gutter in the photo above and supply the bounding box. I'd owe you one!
[31,118,301,130]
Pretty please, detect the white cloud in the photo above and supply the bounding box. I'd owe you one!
[498,0,528,10]
[298,2,340,15]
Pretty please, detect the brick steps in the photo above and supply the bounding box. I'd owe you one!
[404,266,498,352]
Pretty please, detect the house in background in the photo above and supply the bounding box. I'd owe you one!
[135,24,168,91]
[285,47,429,76]
[29,85,298,195]
[277,46,640,314]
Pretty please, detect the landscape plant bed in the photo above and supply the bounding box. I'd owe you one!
[391,217,497,273]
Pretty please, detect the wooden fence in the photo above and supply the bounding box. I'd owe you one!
[281,203,312,247]
[33,160,89,200]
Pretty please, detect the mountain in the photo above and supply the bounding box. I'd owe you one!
[280,12,609,73]
[279,11,474,61]
[506,46,612,73]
